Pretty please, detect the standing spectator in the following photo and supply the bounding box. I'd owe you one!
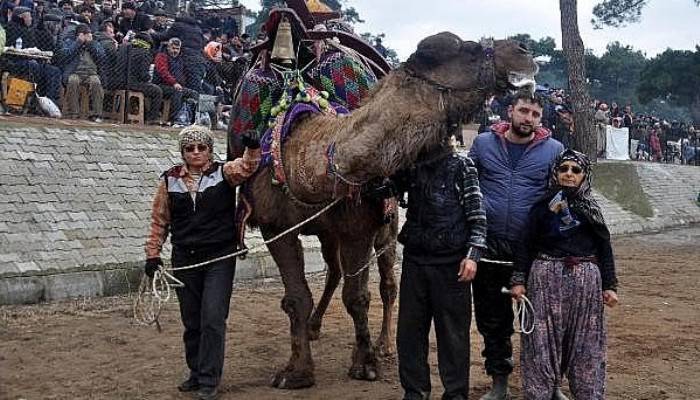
[76,4,98,31]
[395,142,487,400]
[649,128,662,162]
[511,149,618,400]
[610,101,620,121]
[116,31,162,123]
[58,0,72,15]
[144,126,260,400]
[373,36,387,57]
[57,23,105,121]
[153,37,199,124]
[621,105,633,129]
[222,15,237,36]
[152,8,167,32]
[4,6,62,103]
[160,13,205,92]
[594,103,609,158]
[114,1,147,40]
[468,91,563,400]
[553,105,574,149]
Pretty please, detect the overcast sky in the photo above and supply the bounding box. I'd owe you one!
[238,0,700,60]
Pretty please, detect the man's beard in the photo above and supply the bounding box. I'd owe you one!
[511,120,534,137]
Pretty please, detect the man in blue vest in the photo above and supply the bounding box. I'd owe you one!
[469,91,564,400]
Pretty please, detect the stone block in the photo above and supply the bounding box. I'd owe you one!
[0,276,45,304]
[43,271,103,301]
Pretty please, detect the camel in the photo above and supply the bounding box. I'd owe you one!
[237,32,537,389]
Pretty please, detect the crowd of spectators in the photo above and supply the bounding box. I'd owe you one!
[477,87,699,165]
[0,0,252,127]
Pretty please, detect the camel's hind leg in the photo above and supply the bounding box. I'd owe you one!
[340,236,379,381]
[262,226,315,389]
[308,233,342,341]
[374,218,398,356]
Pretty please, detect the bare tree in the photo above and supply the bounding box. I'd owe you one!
[560,0,596,159]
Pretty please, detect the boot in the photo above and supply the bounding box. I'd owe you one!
[552,388,569,400]
[479,374,510,400]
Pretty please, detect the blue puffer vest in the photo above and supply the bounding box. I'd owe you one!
[468,122,564,243]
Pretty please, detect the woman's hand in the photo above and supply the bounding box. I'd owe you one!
[510,284,526,301]
[603,290,619,308]
[457,258,477,282]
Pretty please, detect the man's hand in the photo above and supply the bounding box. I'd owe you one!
[510,284,526,301]
[457,258,477,282]
[603,290,619,308]
[174,83,183,91]
[144,257,163,278]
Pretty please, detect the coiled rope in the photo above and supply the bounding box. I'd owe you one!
[501,286,536,335]
[133,197,344,328]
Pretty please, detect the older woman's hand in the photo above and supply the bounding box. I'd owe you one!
[603,290,618,308]
[510,284,526,301]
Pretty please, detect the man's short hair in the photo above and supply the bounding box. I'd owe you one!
[511,90,544,109]
[75,23,91,35]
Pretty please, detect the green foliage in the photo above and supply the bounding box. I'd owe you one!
[360,32,400,66]
[637,48,700,106]
[592,0,700,29]
[507,34,557,57]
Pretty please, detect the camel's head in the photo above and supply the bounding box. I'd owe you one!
[404,32,538,94]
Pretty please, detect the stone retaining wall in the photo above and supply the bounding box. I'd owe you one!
[0,121,698,304]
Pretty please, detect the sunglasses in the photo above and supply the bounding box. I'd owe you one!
[184,144,209,153]
[557,164,583,174]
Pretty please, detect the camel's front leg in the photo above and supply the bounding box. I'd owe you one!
[308,233,342,341]
[340,237,379,381]
[262,226,315,389]
[374,220,398,356]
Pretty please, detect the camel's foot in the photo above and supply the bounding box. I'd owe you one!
[348,346,379,381]
[271,365,315,389]
[307,318,321,341]
[375,335,395,357]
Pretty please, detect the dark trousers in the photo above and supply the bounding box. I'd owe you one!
[173,247,236,388]
[397,258,471,400]
[182,50,206,93]
[473,260,514,376]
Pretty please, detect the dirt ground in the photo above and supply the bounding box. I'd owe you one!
[1,226,699,400]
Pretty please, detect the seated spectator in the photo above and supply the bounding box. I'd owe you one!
[93,20,118,90]
[4,6,62,103]
[202,40,224,96]
[96,0,115,25]
[153,37,198,124]
[56,23,105,121]
[115,31,162,123]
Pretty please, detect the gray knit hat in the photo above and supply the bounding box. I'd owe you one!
[178,125,214,154]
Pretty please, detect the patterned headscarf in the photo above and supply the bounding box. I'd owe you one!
[549,148,609,239]
[178,125,214,155]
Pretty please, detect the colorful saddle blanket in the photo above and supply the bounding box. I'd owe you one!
[310,50,378,111]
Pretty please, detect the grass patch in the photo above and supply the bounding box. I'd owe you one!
[593,163,654,218]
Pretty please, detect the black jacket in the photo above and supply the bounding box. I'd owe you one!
[162,16,202,53]
[396,150,487,265]
[5,20,37,48]
[115,44,152,87]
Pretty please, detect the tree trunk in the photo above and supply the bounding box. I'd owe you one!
[560,0,597,160]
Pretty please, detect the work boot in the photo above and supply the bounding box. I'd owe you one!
[479,374,510,400]
[177,377,199,392]
[196,385,218,400]
[552,388,569,400]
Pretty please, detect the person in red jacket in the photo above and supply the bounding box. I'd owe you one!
[153,37,199,125]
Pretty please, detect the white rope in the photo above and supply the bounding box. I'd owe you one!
[343,245,391,279]
[501,287,536,335]
[133,197,344,327]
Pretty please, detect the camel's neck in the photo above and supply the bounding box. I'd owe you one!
[331,70,484,182]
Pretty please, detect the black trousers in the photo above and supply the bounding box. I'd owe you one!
[172,246,236,388]
[472,259,514,376]
[397,258,471,400]
[160,85,199,122]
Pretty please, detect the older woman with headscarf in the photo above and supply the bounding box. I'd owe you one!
[510,149,619,400]
[144,126,259,400]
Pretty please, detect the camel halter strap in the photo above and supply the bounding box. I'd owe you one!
[477,37,496,91]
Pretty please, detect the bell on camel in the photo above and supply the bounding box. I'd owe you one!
[270,17,295,65]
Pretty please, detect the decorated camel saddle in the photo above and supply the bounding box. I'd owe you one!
[228,1,396,249]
